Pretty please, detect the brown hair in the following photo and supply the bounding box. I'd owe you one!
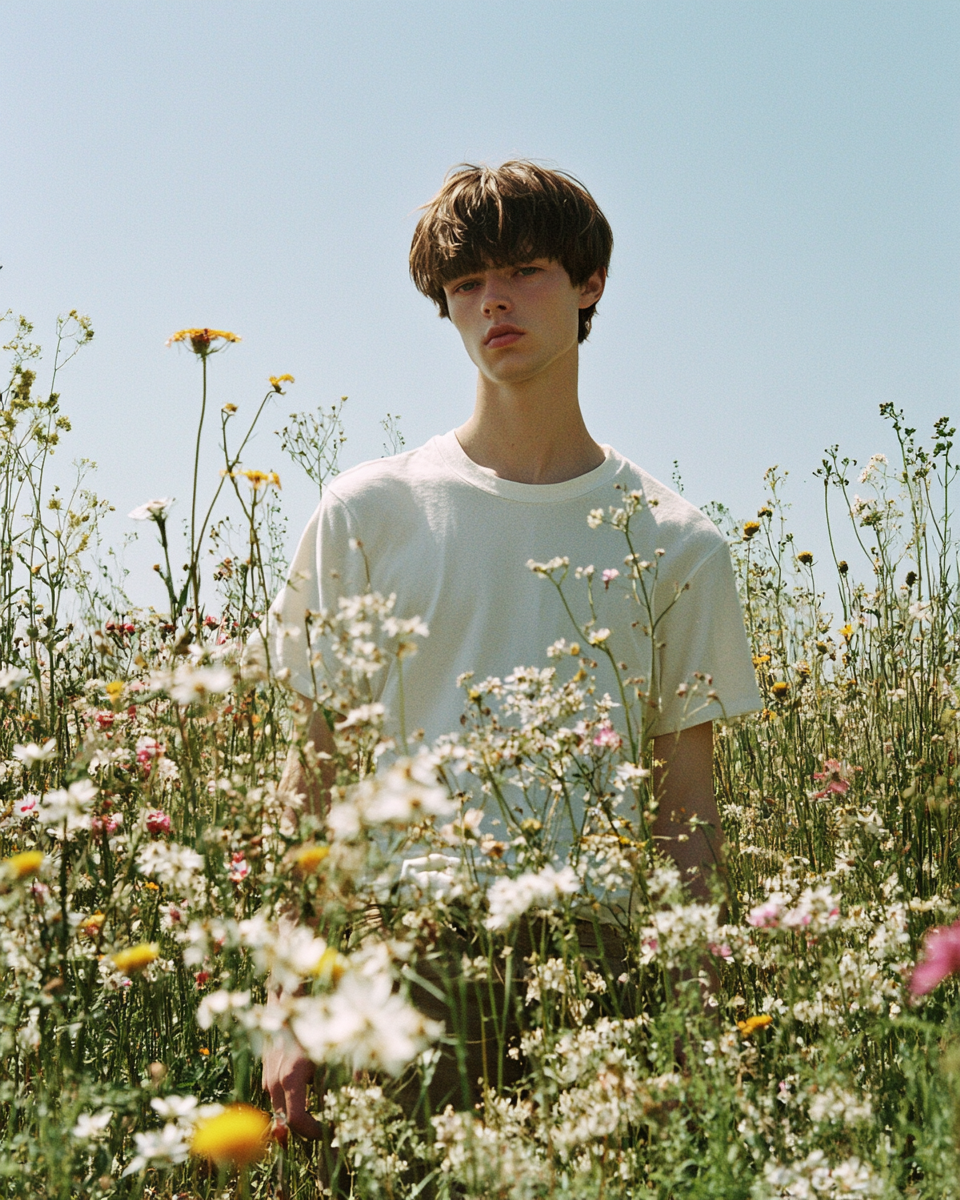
[409,161,613,343]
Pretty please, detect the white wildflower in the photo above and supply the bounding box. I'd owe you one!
[486,864,580,931]
[72,1110,113,1141]
[128,497,175,521]
[13,739,57,766]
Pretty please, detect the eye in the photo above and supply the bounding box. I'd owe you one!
[452,279,480,294]
[517,266,541,277]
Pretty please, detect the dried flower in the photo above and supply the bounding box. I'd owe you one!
[743,521,761,540]
[797,551,814,566]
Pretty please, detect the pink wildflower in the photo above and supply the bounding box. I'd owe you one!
[601,568,620,589]
[812,757,860,800]
[747,899,783,928]
[136,737,163,766]
[708,942,732,959]
[91,814,122,836]
[228,853,250,883]
[909,920,960,997]
[146,810,171,835]
[593,722,622,750]
[95,712,114,730]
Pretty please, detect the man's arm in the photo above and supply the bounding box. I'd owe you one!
[277,702,338,820]
[264,702,337,1138]
[651,720,721,901]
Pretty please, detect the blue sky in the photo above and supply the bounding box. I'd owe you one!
[2,2,957,605]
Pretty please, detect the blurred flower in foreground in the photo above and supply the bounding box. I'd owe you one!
[166,328,241,357]
[112,943,159,975]
[13,739,57,766]
[2,851,44,880]
[190,1104,270,1168]
[486,864,580,931]
[909,921,960,997]
[152,663,233,705]
[129,497,175,522]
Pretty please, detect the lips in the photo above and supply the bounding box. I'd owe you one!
[483,324,524,349]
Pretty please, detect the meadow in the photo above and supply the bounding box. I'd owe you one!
[1,313,960,1199]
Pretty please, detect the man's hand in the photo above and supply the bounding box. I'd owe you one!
[262,1032,324,1139]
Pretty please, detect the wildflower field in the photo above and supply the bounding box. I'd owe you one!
[3,312,960,1199]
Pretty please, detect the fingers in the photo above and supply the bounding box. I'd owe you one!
[284,1064,324,1139]
[263,1047,324,1140]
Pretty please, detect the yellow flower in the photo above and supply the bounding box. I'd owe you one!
[752,654,771,667]
[225,469,281,491]
[311,947,349,985]
[104,680,124,698]
[293,844,329,873]
[797,551,814,566]
[81,911,106,938]
[737,1013,773,1038]
[166,328,241,357]
[190,1104,271,1168]
[771,681,790,699]
[840,624,854,641]
[3,850,44,879]
[268,374,295,393]
[111,942,159,974]
[742,520,761,540]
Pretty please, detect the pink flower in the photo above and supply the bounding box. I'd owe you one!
[91,814,122,836]
[708,942,732,959]
[601,568,620,589]
[592,722,622,750]
[146,810,171,835]
[228,853,250,883]
[812,757,860,800]
[95,712,114,730]
[136,737,163,765]
[747,899,783,928]
[910,920,960,997]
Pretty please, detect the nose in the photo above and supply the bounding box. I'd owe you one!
[480,280,512,317]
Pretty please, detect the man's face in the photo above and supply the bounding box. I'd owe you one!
[442,258,605,387]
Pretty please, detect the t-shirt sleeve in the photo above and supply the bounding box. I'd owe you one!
[651,539,761,736]
[265,493,367,701]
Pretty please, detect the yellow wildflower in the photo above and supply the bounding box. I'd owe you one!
[771,681,790,699]
[111,942,159,975]
[81,911,106,938]
[797,551,814,566]
[293,844,329,873]
[3,850,44,880]
[312,947,349,985]
[104,680,124,698]
[224,469,281,491]
[840,624,854,641]
[268,374,295,393]
[737,1014,773,1038]
[742,520,761,540]
[191,1104,270,1168]
[752,654,771,666]
[166,328,241,357]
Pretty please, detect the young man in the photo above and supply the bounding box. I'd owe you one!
[264,161,761,1135]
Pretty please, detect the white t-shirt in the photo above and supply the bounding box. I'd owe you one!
[268,431,761,746]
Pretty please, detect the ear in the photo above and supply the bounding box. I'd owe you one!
[578,267,606,310]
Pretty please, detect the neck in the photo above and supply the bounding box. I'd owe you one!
[455,346,604,485]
